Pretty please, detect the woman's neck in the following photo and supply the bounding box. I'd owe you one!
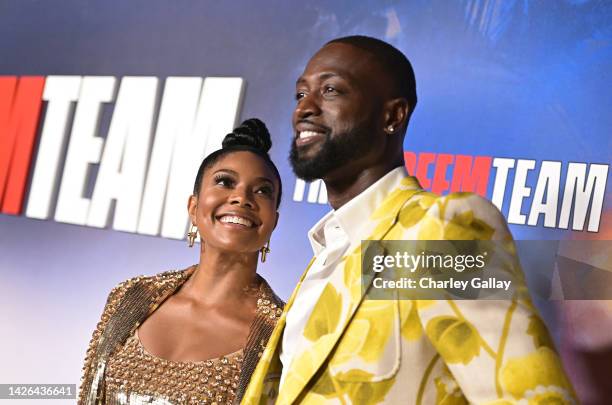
[182,247,259,305]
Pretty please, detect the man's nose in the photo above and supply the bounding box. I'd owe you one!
[294,93,321,119]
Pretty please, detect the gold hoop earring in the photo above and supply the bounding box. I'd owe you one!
[187,224,198,248]
[260,240,271,263]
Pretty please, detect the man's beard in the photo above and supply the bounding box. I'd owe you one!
[289,129,371,182]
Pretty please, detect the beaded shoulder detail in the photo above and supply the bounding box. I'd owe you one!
[255,296,283,320]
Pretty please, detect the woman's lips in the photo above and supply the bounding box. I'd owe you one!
[217,214,257,230]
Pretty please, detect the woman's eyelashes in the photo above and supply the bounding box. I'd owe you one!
[213,173,235,187]
[255,185,274,198]
[214,174,274,199]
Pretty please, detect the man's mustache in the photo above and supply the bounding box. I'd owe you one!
[294,119,331,135]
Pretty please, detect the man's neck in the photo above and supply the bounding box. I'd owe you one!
[324,162,403,210]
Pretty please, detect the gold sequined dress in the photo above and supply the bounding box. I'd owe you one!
[104,330,243,404]
[79,268,284,405]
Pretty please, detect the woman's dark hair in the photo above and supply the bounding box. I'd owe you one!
[192,118,282,208]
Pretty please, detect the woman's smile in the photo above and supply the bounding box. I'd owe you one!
[217,213,258,229]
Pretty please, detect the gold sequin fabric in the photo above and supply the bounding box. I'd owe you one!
[105,333,243,404]
[79,268,284,405]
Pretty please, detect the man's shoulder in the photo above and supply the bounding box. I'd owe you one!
[423,191,502,216]
[395,190,511,241]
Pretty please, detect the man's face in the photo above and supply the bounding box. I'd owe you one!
[290,42,390,181]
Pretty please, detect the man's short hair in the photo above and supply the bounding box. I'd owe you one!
[326,35,417,113]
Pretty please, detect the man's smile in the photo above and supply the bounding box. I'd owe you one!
[295,130,326,147]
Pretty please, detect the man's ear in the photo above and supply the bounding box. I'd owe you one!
[187,195,197,225]
[383,97,410,134]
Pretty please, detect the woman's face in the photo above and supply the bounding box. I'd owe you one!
[188,151,280,254]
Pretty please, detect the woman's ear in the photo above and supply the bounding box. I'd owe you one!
[273,211,279,230]
[187,195,197,225]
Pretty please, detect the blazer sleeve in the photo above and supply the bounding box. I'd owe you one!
[404,192,578,404]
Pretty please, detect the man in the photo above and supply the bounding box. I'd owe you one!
[242,36,576,404]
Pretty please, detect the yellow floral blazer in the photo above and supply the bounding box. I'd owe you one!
[242,173,577,404]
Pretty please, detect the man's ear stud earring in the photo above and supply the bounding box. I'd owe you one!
[387,126,395,132]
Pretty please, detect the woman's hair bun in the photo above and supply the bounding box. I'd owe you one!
[222,118,272,153]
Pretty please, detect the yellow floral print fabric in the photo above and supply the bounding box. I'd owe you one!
[241,172,577,405]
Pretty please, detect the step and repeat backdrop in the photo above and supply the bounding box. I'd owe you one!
[1,1,610,403]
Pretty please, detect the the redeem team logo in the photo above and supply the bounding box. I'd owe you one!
[406,153,608,232]
[0,75,244,239]
[294,152,608,233]
[1,76,609,238]
[294,154,608,233]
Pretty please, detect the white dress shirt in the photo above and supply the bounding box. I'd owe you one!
[279,167,407,387]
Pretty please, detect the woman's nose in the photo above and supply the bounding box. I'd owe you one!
[229,187,254,208]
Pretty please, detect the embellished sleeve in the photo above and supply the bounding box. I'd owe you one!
[78,278,138,404]
[406,192,578,404]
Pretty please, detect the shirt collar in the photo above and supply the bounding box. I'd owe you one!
[308,209,336,255]
[308,166,418,254]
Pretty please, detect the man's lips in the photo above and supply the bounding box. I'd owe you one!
[294,122,329,148]
[295,130,326,147]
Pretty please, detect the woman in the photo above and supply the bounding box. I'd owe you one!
[79,119,284,405]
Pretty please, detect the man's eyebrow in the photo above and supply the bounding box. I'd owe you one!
[296,72,342,86]
[319,72,341,81]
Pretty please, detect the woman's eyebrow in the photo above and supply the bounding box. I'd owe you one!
[213,169,238,176]
[256,177,275,185]
[213,169,274,185]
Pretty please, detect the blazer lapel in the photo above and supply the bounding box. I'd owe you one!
[277,183,423,404]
